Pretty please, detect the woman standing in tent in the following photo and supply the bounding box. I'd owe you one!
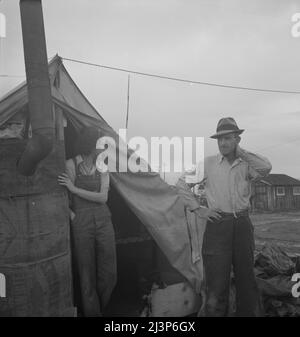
[58,126,117,317]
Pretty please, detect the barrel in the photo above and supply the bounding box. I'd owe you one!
[0,138,74,316]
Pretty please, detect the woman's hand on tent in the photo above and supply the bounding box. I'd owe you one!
[69,209,76,221]
[58,173,76,193]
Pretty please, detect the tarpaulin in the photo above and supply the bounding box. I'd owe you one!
[0,55,204,293]
[255,243,300,317]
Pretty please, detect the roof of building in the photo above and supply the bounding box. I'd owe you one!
[259,174,300,186]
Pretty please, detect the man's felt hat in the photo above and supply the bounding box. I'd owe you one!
[210,117,244,139]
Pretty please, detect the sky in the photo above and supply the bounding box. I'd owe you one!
[0,0,300,183]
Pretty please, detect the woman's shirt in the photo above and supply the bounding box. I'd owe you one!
[66,155,110,200]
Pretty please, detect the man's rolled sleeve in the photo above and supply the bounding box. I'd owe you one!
[237,146,272,179]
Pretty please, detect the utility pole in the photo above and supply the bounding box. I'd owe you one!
[125,74,130,129]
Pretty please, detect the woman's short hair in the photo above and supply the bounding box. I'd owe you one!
[75,126,100,156]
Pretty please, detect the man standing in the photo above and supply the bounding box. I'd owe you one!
[201,117,272,317]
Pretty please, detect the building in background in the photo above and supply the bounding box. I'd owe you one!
[252,174,300,211]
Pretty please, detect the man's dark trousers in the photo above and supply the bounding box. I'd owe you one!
[202,213,262,317]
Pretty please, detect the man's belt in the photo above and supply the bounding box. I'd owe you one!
[218,210,249,219]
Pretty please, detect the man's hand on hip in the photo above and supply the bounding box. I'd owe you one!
[196,208,222,221]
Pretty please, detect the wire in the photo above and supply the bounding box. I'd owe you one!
[257,137,300,152]
[62,56,300,95]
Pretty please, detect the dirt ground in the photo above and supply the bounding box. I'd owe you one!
[250,211,300,255]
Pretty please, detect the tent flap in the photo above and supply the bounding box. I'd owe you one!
[0,55,204,292]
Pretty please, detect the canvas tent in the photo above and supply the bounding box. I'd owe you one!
[0,55,204,298]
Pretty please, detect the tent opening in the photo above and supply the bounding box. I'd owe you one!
[0,100,188,316]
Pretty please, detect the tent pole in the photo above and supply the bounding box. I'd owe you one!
[125,74,130,129]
